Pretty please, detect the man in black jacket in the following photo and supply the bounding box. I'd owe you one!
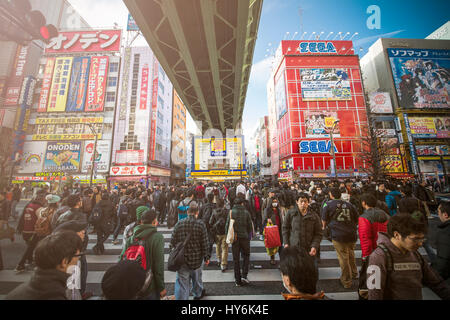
[92,192,115,255]
[433,201,450,282]
[6,230,83,300]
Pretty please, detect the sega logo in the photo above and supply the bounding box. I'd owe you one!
[299,42,337,53]
[299,141,338,154]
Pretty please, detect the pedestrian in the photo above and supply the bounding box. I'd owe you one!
[0,191,12,271]
[250,187,263,237]
[263,196,283,265]
[169,201,210,300]
[120,208,166,300]
[112,192,130,245]
[5,230,83,300]
[321,187,359,289]
[226,193,253,286]
[92,192,115,255]
[14,190,47,273]
[367,214,450,300]
[280,246,327,300]
[177,189,195,221]
[209,198,229,271]
[432,201,450,282]
[282,192,323,270]
[11,184,21,220]
[385,183,402,216]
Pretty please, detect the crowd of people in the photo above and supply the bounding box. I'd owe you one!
[0,177,449,300]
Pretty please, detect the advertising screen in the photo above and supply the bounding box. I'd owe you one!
[47,57,73,112]
[388,48,450,109]
[300,68,352,101]
[408,116,450,138]
[44,142,81,172]
[304,111,340,137]
[66,56,91,112]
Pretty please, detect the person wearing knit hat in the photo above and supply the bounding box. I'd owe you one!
[46,194,61,204]
[101,260,147,300]
[121,206,150,248]
[136,206,149,221]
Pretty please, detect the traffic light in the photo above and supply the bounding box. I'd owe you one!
[0,0,58,44]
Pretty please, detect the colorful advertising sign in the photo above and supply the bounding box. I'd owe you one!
[210,138,226,157]
[279,41,354,56]
[416,145,449,156]
[47,57,73,112]
[298,140,338,154]
[369,92,393,114]
[5,45,28,106]
[33,133,101,141]
[81,140,111,173]
[37,58,55,112]
[382,155,404,173]
[127,14,139,31]
[149,57,159,161]
[35,117,103,125]
[44,142,81,172]
[140,64,149,110]
[17,142,46,173]
[388,48,449,109]
[66,57,91,112]
[300,68,352,101]
[45,30,122,54]
[110,165,147,176]
[86,56,109,112]
[305,111,340,137]
[380,137,400,155]
[409,117,450,138]
[275,71,287,120]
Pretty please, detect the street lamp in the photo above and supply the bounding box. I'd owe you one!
[86,124,98,187]
[329,120,340,179]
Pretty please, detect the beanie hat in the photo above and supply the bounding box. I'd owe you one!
[101,260,146,300]
[136,206,149,221]
[46,194,61,204]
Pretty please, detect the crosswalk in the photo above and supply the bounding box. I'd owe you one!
[0,225,441,300]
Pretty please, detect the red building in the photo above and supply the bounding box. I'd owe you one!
[268,40,369,179]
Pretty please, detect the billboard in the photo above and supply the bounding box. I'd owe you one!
[149,57,159,161]
[45,30,122,54]
[408,117,450,138]
[110,165,147,176]
[33,133,101,141]
[381,155,404,173]
[66,57,91,112]
[300,68,352,101]
[35,117,103,125]
[416,145,449,156]
[47,57,73,112]
[44,142,81,172]
[304,111,340,137]
[192,136,246,176]
[81,140,111,173]
[369,92,393,114]
[86,56,109,112]
[388,48,449,109]
[275,71,287,120]
[140,64,149,110]
[17,142,46,173]
[37,58,55,112]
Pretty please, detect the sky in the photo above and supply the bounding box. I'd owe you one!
[68,0,450,151]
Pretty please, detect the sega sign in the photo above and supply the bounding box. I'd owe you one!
[299,42,337,54]
[299,140,338,154]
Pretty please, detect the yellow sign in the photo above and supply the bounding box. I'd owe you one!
[382,155,404,173]
[32,133,102,141]
[324,117,336,128]
[36,117,103,125]
[47,57,73,112]
[190,171,247,176]
[418,156,450,161]
[193,137,243,172]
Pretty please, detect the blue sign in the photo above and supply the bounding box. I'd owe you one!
[66,57,90,112]
[299,42,337,54]
[299,140,338,154]
[127,14,139,31]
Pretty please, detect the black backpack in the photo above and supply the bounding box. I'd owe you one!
[89,205,103,225]
[211,209,227,236]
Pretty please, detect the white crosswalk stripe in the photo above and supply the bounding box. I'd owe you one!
[0,225,441,300]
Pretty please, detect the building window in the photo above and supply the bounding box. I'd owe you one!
[157,111,164,121]
[109,62,119,73]
[158,81,164,95]
[107,77,117,87]
[106,92,116,102]
[158,96,164,109]
[157,127,163,136]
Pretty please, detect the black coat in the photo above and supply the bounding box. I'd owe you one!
[432,220,450,280]
[6,268,70,300]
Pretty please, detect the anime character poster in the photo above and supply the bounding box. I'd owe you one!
[300,68,352,101]
[305,111,340,137]
[388,48,450,109]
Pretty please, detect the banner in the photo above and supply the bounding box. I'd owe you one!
[36,117,103,125]
[110,165,147,176]
[86,56,109,112]
[33,133,101,141]
[47,57,73,112]
[369,92,393,114]
[300,68,352,101]
[4,45,28,106]
[127,14,139,31]
[140,64,149,110]
[66,57,91,112]
[17,142,46,173]
[149,57,158,161]
[44,142,81,172]
[37,58,55,112]
[305,111,340,137]
[388,48,450,109]
[81,140,111,173]
[45,30,122,54]
[409,117,450,138]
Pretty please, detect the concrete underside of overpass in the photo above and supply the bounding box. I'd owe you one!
[124,0,263,132]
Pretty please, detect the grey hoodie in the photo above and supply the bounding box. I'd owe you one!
[368,232,450,300]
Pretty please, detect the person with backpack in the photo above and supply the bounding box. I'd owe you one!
[122,206,151,249]
[385,183,402,216]
[81,189,93,218]
[228,183,237,208]
[91,192,115,255]
[321,187,359,289]
[112,194,130,245]
[367,214,450,300]
[209,198,229,272]
[120,208,166,300]
[14,190,47,273]
[170,201,210,300]
[34,194,61,239]
[177,190,195,222]
[167,191,182,229]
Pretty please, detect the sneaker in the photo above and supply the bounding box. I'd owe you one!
[270,259,276,265]
[221,265,227,272]
[235,281,242,287]
[193,289,206,300]
[14,266,26,274]
[241,277,250,285]
[259,235,264,241]
[112,240,120,245]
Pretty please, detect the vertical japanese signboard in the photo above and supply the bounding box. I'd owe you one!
[149,57,158,161]
[5,45,28,106]
[86,56,109,112]
[140,64,149,110]
[37,58,55,112]
[47,57,73,112]
[66,56,91,112]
